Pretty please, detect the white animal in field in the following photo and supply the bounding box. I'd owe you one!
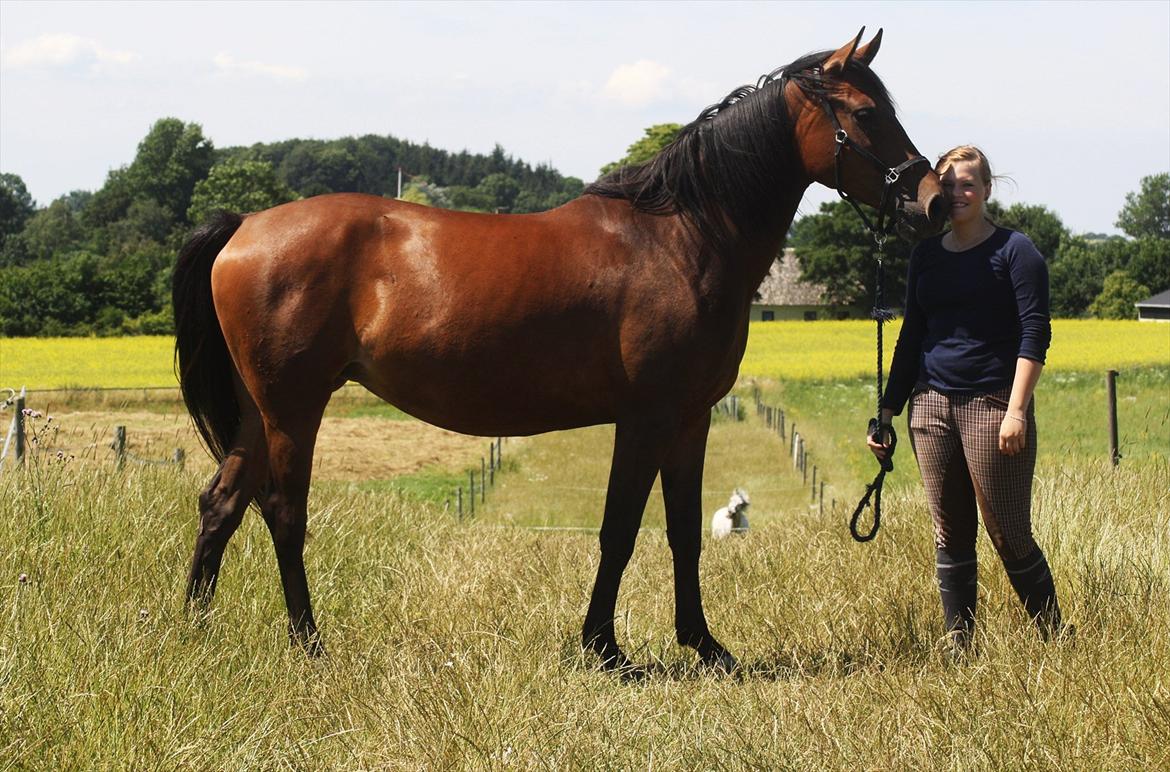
[711,488,750,539]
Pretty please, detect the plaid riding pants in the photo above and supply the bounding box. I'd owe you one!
[906,386,1038,561]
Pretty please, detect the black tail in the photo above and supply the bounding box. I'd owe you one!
[173,211,245,464]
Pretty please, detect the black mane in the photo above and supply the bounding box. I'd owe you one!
[585,50,895,254]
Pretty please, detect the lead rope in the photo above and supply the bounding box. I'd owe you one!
[849,238,897,542]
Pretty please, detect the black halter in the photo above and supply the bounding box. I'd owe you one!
[819,98,930,244]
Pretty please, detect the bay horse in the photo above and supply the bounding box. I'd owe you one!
[174,29,945,672]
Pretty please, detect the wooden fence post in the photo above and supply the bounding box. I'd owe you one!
[114,426,126,470]
[13,394,25,467]
[1106,370,1120,466]
[173,448,185,470]
[469,471,475,515]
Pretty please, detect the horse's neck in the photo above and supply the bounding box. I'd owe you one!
[723,186,808,305]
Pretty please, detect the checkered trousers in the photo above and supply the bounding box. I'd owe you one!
[906,386,1039,561]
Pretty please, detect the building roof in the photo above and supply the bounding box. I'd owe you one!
[1136,288,1170,308]
[754,248,827,306]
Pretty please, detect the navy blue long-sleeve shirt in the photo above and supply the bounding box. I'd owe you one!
[881,227,1051,415]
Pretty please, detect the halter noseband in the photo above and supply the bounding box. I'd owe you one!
[816,94,928,245]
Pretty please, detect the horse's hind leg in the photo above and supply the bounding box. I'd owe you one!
[258,403,328,655]
[582,420,665,671]
[660,411,736,672]
[185,403,268,610]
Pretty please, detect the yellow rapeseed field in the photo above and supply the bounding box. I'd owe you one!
[1,336,177,390]
[740,319,1170,381]
[1,320,1167,389]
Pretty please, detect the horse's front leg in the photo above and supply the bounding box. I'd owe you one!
[582,420,665,673]
[661,410,737,672]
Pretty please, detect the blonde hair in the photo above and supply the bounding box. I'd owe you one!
[934,145,993,187]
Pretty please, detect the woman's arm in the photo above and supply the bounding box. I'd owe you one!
[1001,233,1051,456]
[1000,357,1042,456]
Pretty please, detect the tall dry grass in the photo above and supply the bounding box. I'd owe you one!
[1,398,1167,768]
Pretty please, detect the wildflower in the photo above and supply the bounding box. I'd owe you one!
[21,409,42,419]
[18,573,28,584]
[138,609,149,622]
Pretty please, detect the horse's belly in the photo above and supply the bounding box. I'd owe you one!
[355,338,619,436]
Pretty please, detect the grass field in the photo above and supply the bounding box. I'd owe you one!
[2,329,1168,767]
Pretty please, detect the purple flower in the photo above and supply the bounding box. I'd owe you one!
[21,409,42,419]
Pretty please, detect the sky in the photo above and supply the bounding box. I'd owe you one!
[2,0,1168,236]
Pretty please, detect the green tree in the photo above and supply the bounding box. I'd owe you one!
[125,118,215,224]
[988,202,1068,260]
[20,199,87,262]
[1049,236,1105,317]
[600,123,683,176]
[1126,237,1170,292]
[0,252,101,335]
[1089,270,1150,319]
[1115,173,1170,239]
[280,142,360,196]
[476,172,520,212]
[0,173,35,247]
[188,160,297,225]
[86,119,214,230]
[446,185,494,212]
[789,199,909,307]
[398,177,449,208]
[99,199,175,254]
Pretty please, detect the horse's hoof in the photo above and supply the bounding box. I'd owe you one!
[584,640,638,677]
[703,650,740,675]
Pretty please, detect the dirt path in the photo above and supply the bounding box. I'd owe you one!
[25,410,491,481]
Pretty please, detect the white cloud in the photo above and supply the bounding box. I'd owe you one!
[1,33,138,71]
[601,60,671,107]
[213,53,308,82]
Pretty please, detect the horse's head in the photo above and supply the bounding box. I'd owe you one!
[789,29,946,241]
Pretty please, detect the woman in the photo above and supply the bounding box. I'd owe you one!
[868,145,1067,655]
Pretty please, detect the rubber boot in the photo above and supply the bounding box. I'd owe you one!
[1003,546,1065,640]
[936,547,978,660]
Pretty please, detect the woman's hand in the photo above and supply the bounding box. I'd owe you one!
[867,423,894,460]
[867,409,896,460]
[999,411,1028,455]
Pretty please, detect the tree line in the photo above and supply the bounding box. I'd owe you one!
[0,118,585,337]
[1,119,1166,337]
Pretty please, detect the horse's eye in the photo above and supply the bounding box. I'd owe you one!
[853,108,876,124]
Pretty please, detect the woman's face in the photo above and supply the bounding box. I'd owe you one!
[940,160,989,226]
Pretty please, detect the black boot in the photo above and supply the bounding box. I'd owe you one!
[1004,546,1064,640]
[936,547,978,658]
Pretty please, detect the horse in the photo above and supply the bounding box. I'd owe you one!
[173,28,945,673]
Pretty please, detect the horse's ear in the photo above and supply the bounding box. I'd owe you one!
[854,28,883,66]
[823,27,866,77]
